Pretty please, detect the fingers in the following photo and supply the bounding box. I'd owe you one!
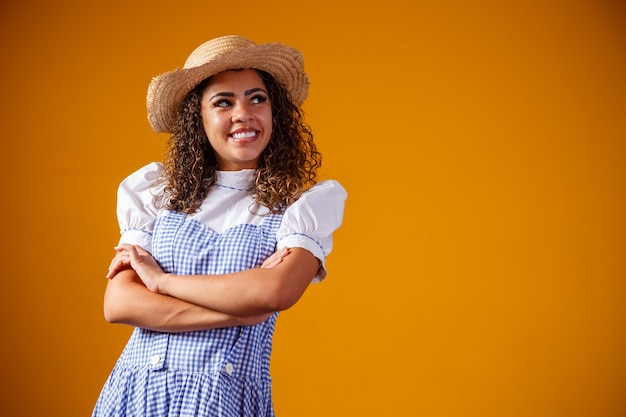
[116,244,150,255]
[128,245,139,262]
[113,243,133,253]
[107,244,153,279]
[260,247,290,269]
[106,244,140,279]
[106,250,130,279]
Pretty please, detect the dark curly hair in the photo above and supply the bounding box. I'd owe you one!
[160,69,321,215]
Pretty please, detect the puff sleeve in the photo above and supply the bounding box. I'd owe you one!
[276,180,347,283]
[116,162,165,254]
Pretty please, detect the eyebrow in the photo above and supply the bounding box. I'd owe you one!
[209,87,267,101]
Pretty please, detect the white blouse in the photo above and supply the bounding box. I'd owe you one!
[116,162,347,282]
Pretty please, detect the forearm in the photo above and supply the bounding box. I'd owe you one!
[103,269,248,332]
[158,248,320,316]
[159,269,278,317]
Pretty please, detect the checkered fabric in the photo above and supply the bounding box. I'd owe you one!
[92,212,283,417]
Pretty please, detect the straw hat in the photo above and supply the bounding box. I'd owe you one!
[146,35,309,133]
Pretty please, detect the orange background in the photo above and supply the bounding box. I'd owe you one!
[1,1,625,416]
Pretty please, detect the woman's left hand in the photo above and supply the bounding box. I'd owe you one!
[107,244,167,293]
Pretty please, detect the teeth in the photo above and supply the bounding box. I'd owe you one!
[231,131,256,139]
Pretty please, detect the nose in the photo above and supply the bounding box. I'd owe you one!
[231,102,253,123]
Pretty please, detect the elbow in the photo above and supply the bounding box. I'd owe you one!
[276,290,303,312]
[103,287,129,324]
[102,270,145,325]
[257,250,318,312]
[103,310,116,324]
[263,281,304,312]
[266,295,292,313]
[103,299,123,324]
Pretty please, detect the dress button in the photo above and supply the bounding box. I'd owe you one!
[150,355,161,366]
[225,363,234,375]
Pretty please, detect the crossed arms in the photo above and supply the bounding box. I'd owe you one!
[103,245,319,332]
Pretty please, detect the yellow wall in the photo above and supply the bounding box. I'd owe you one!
[1,0,624,416]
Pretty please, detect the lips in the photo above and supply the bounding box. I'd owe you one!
[229,129,258,142]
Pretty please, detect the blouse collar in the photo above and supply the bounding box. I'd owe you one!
[215,169,255,191]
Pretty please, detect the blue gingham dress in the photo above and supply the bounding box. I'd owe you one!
[93,163,347,417]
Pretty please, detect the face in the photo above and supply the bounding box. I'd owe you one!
[200,69,273,171]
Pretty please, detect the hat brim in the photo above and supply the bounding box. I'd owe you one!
[147,43,309,133]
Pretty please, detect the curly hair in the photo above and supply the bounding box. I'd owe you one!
[160,69,321,215]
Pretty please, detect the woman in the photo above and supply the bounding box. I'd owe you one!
[93,35,347,416]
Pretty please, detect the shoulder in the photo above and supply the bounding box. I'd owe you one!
[116,162,166,223]
[284,179,347,220]
[277,179,347,282]
[292,179,348,209]
[117,162,166,203]
[119,162,164,191]
[307,179,347,196]
[279,179,347,248]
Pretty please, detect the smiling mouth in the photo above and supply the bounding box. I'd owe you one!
[230,131,257,142]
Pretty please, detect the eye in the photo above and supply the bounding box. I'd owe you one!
[250,94,268,104]
[212,99,232,108]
